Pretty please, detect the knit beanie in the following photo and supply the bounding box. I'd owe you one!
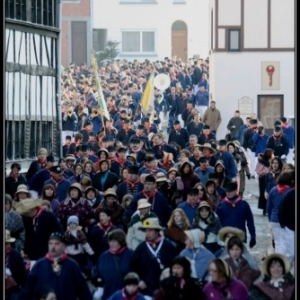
[67,215,79,226]
[124,272,140,286]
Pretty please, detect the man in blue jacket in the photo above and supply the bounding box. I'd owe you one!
[280,117,295,164]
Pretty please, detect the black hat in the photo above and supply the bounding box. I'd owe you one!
[49,232,65,243]
[50,166,63,174]
[85,121,92,127]
[130,137,141,144]
[124,272,140,286]
[107,146,116,152]
[174,120,181,125]
[65,135,72,140]
[145,174,156,183]
[249,119,258,125]
[225,182,238,192]
[274,126,282,132]
[218,139,227,146]
[199,156,208,163]
[203,124,210,129]
[187,188,199,196]
[274,120,282,126]
[128,165,139,175]
[118,147,127,153]
[47,155,55,163]
[81,144,88,152]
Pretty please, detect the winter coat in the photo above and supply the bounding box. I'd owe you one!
[278,188,295,231]
[266,134,289,157]
[5,174,28,199]
[164,224,189,255]
[202,108,222,132]
[227,116,244,138]
[252,133,269,157]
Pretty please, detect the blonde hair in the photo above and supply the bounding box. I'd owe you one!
[121,194,133,209]
[167,208,190,229]
[38,148,48,156]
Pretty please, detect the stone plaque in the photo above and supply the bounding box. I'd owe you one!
[238,97,253,115]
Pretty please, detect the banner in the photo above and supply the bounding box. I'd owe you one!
[141,72,155,115]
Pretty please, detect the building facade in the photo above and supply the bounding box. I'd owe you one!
[92,0,210,62]
[61,0,93,67]
[208,0,295,139]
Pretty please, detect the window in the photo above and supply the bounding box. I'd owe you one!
[228,29,240,51]
[122,31,155,53]
[30,121,52,158]
[5,121,26,160]
[93,29,108,52]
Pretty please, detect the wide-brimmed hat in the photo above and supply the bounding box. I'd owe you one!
[233,140,241,149]
[68,183,83,197]
[199,143,216,153]
[156,172,167,182]
[66,154,76,161]
[192,144,203,152]
[137,198,151,209]
[5,230,16,243]
[262,253,290,277]
[226,141,237,149]
[138,218,165,231]
[15,198,44,215]
[198,201,212,212]
[218,226,245,242]
[104,188,117,198]
[14,184,31,198]
[184,229,205,248]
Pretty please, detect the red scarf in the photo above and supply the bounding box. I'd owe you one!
[145,234,162,249]
[5,246,12,254]
[162,153,171,169]
[187,199,200,207]
[277,185,290,194]
[109,245,128,255]
[9,171,18,181]
[32,207,45,225]
[114,156,126,166]
[204,131,211,139]
[125,179,141,190]
[142,189,157,200]
[45,252,68,263]
[50,176,65,189]
[38,158,47,167]
[98,221,114,235]
[207,153,214,159]
[223,196,242,207]
[121,288,140,300]
[281,122,289,129]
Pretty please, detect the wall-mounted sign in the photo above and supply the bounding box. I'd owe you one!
[261,61,280,90]
[238,97,253,115]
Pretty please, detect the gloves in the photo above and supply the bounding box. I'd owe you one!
[249,239,256,248]
[246,174,251,180]
[281,155,286,160]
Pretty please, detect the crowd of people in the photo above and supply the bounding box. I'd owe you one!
[5,56,295,300]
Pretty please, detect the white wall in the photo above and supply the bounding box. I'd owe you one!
[209,52,294,140]
[218,0,241,26]
[93,0,210,61]
[271,0,294,48]
[244,0,268,48]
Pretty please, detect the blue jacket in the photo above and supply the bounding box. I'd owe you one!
[265,171,281,194]
[252,133,269,157]
[85,114,102,135]
[177,201,199,225]
[194,90,209,106]
[214,151,238,180]
[235,124,247,145]
[194,166,215,186]
[267,185,291,223]
[62,113,78,131]
[108,291,146,300]
[215,196,256,242]
[281,124,295,148]
[42,177,71,202]
[93,249,134,300]
[28,168,51,195]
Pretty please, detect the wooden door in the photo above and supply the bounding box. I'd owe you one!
[172,21,187,62]
[71,21,87,65]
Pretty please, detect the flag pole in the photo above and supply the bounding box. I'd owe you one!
[91,49,106,137]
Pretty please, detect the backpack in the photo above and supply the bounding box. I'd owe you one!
[255,162,269,177]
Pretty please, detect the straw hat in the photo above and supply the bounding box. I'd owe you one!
[15,198,44,215]
[192,144,203,152]
[14,184,31,198]
[198,201,212,212]
[138,218,165,231]
[104,188,117,198]
[137,199,151,209]
[156,172,167,182]
[5,230,16,243]
[218,226,245,242]
[199,143,216,153]
[262,253,290,277]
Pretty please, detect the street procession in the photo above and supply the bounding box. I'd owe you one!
[4,0,295,299]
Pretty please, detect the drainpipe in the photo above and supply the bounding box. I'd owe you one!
[56,0,63,159]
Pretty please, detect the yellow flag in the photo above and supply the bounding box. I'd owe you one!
[91,51,110,120]
[141,72,155,114]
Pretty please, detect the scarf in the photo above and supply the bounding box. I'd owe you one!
[281,122,289,129]
[32,206,45,225]
[109,245,128,255]
[270,277,285,288]
[45,253,68,274]
[145,234,162,249]
[204,131,212,139]
[38,158,47,167]
[277,185,290,194]
[125,179,141,190]
[9,172,18,181]
[98,221,114,236]
[115,156,126,166]
[223,196,242,208]
[50,176,65,189]
[142,189,157,200]
[121,288,140,300]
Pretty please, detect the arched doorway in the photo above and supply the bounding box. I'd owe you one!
[171,21,188,62]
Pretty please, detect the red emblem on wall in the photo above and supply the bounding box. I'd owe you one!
[266,65,275,86]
